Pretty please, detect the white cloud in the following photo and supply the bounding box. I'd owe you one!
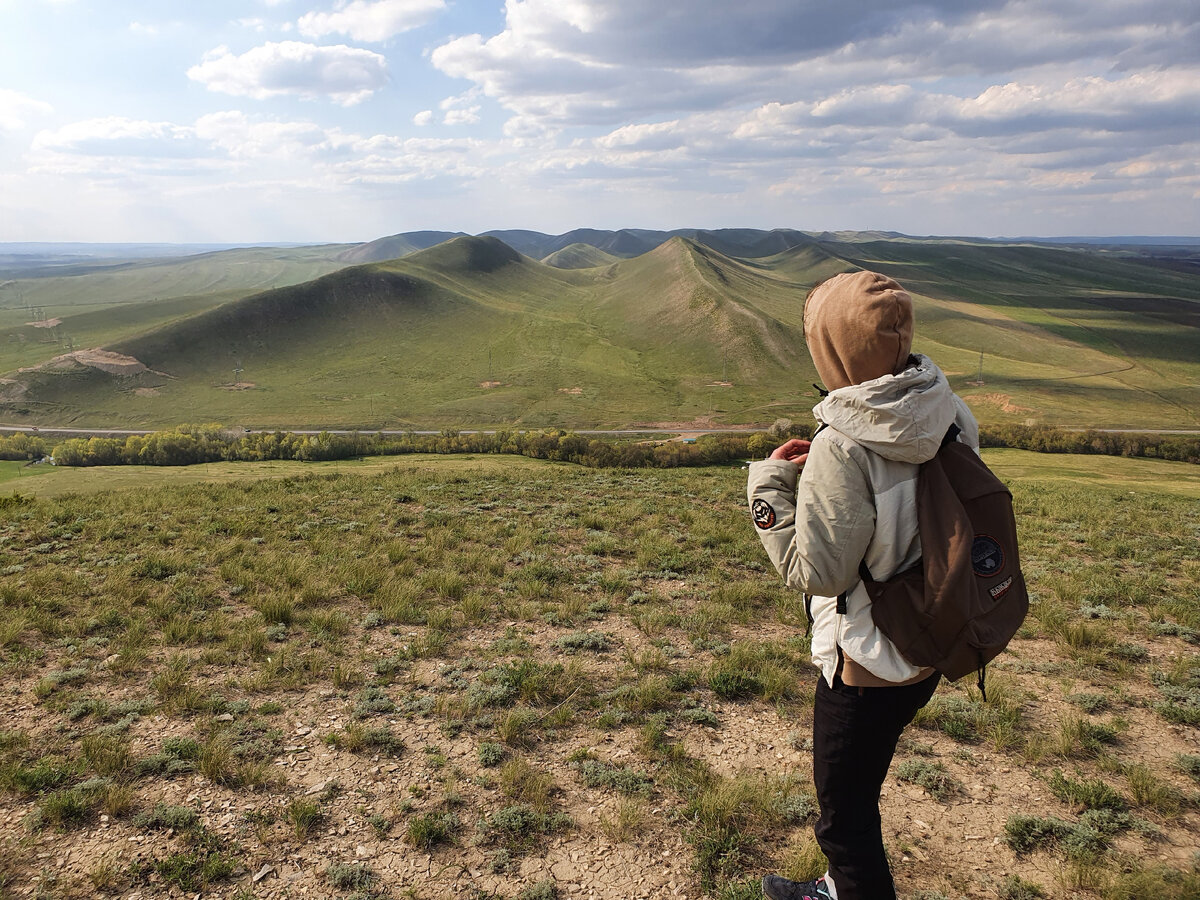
[0,89,53,131]
[33,117,195,153]
[430,0,1200,128]
[193,110,355,160]
[443,107,480,126]
[425,0,1200,230]
[730,69,1200,144]
[187,41,388,105]
[23,110,487,188]
[27,117,221,180]
[29,118,215,180]
[9,0,1200,239]
[440,90,481,126]
[298,0,445,42]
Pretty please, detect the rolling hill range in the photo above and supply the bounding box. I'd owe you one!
[0,243,356,382]
[0,231,1198,430]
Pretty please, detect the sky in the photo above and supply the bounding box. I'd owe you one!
[0,0,1197,243]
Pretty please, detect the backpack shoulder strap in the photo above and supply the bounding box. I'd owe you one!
[837,563,874,615]
[940,421,961,449]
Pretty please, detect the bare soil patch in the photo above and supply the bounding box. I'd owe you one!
[972,392,1034,414]
[20,348,148,377]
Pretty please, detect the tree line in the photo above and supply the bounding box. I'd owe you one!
[17,424,761,469]
[977,424,1200,464]
[0,422,1195,469]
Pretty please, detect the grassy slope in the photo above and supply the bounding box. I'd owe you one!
[1,235,1198,429]
[818,240,1200,427]
[1,237,828,428]
[0,456,1196,899]
[3,448,1198,501]
[0,245,353,376]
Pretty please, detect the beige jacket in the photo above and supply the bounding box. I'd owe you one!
[747,355,979,686]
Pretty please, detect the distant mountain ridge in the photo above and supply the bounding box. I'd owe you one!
[344,227,823,266]
[335,227,1200,270]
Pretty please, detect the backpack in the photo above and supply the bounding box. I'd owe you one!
[853,423,1028,698]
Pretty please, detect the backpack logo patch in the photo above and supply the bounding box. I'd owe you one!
[989,575,1014,600]
[971,534,1004,576]
[752,499,776,530]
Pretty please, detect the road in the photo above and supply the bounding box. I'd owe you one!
[0,424,765,438]
[2,424,1198,439]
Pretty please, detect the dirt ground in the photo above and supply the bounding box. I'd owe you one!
[2,607,1196,900]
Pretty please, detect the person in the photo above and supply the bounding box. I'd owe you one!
[746,270,980,900]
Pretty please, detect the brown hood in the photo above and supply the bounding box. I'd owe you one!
[803,270,914,391]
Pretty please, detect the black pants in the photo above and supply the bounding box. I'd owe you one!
[812,669,940,900]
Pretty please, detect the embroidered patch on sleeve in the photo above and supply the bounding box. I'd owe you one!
[752,498,776,530]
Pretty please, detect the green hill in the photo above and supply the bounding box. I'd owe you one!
[810,238,1200,426]
[542,244,621,269]
[0,244,356,380]
[1,232,1197,430]
[334,231,467,264]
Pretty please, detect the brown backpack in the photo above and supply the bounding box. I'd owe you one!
[855,424,1028,697]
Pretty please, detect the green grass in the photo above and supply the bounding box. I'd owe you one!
[325,861,379,893]
[0,245,351,378]
[0,452,558,498]
[984,448,1200,499]
[684,771,817,892]
[0,453,1198,897]
[5,447,1196,504]
[406,811,459,849]
[0,460,55,487]
[571,755,654,796]
[285,798,323,840]
[1047,770,1127,812]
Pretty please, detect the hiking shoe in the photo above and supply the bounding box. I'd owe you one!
[762,874,832,900]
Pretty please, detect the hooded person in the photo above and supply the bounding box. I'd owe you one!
[747,271,979,900]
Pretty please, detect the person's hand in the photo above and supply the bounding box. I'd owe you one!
[769,438,810,468]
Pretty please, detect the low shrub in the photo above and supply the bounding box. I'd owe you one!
[895,759,959,801]
[133,802,199,832]
[407,812,459,850]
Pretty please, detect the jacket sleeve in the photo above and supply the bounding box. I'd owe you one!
[746,436,876,597]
